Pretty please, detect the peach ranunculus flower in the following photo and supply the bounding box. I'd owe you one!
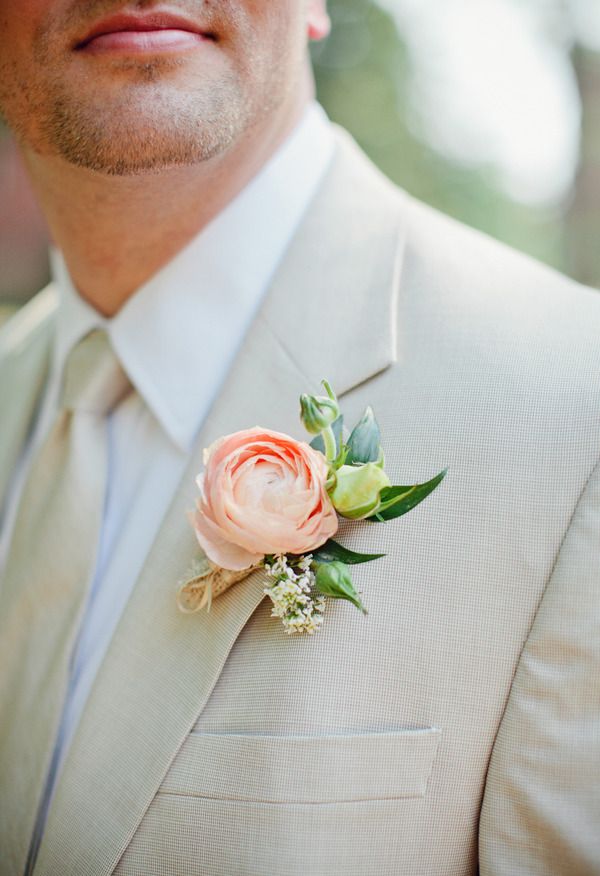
[190,427,339,571]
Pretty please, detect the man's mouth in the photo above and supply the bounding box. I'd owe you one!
[75,10,217,54]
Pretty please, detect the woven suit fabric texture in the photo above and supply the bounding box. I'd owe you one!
[1,129,600,875]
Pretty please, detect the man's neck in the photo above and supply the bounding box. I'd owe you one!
[23,87,311,318]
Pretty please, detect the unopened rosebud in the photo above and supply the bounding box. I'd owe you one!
[299,379,340,435]
[314,560,367,613]
[329,462,391,520]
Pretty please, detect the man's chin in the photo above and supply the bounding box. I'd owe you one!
[52,134,233,177]
[36,83,247,175]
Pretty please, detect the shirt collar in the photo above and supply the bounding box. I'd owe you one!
[50,101,335,453]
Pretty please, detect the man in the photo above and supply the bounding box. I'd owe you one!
[1,1,599,874]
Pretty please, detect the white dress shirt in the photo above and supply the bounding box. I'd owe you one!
[0,100,334,860]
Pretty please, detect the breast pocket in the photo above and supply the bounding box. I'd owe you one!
[115,727,442,876]
[160,726,442,803]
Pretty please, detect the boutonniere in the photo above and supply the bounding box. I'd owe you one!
[178,380,447,634]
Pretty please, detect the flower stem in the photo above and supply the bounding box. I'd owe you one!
[321,425,337,463]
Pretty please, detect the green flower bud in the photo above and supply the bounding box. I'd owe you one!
[328,462,391,520]
[299,379,340,435]
[314,560,367,614]
[346,405,383,465]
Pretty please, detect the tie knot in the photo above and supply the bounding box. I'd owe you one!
[60,329,132,415]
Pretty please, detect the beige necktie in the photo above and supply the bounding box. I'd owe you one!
[0,328,133,872]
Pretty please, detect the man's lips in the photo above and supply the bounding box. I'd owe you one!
[75,12,216,54]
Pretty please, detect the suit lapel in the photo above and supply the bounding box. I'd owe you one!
[33,129,407,876]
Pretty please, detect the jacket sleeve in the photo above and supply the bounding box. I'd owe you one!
[479,452,600,874]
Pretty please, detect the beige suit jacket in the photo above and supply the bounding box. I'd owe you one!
[1,127,600,876]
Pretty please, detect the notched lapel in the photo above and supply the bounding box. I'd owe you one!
[33,130,407,876]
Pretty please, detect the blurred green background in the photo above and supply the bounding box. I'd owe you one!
[2,0,600,318]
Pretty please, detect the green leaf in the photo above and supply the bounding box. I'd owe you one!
[310,414,344,456]
[367,468,447,521]
[345,406,382,465]
[314,561,368,614]
[311,538,385,565]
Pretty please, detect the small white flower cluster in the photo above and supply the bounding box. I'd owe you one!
[263,553,326,635]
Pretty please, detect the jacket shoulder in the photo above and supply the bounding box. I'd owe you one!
[0,284,58,508]
[0,283,58,363]
[395,189,600,380]
[333,126,600,361]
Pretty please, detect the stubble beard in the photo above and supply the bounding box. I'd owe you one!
[36,61,253,176]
